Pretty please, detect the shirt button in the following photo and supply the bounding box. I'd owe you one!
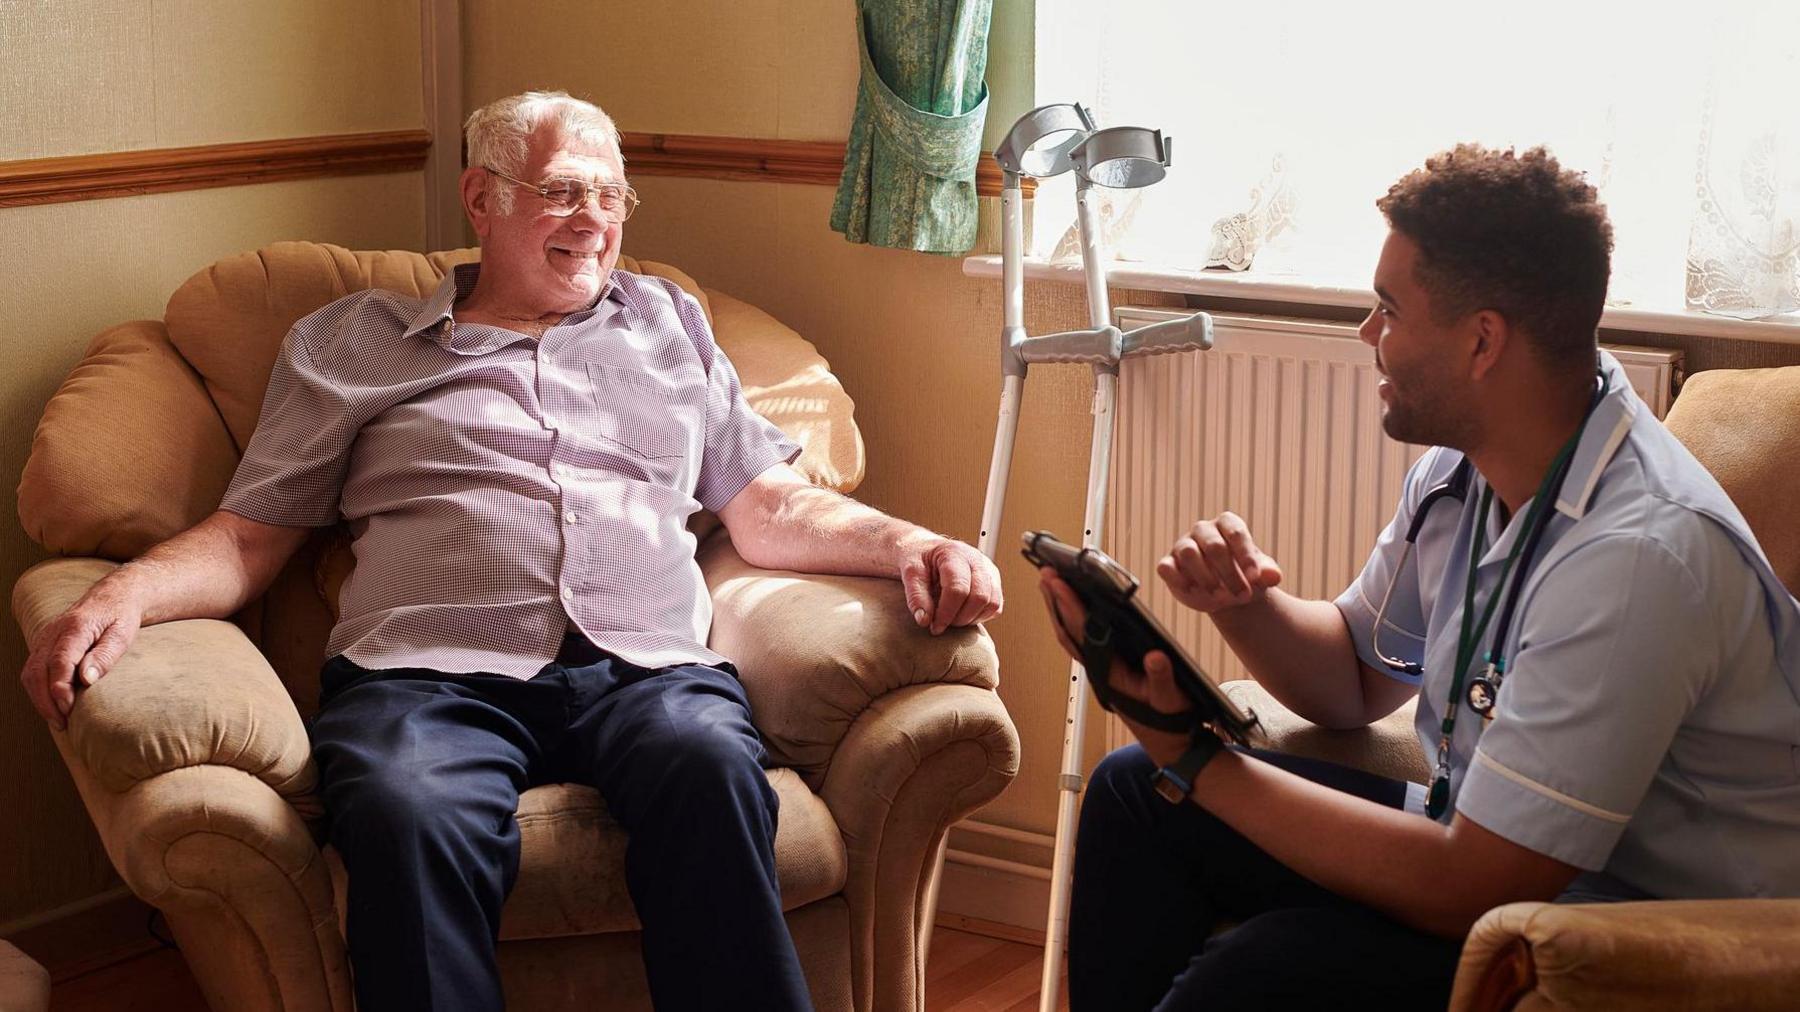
[561,586,574,601]
[543,414,558,429]
[565,511,579,524]
[553,463,569,478]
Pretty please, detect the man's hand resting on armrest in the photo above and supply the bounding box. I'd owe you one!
[896,535,1002,636]
[716,463,1002,635]
[19,510,312,730]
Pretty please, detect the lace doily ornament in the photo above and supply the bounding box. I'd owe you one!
[1685,81,1800,319]
[1206,156,1297,272]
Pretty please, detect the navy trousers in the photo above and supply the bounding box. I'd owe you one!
[308,636,811,1011]
[1069,745,1464,1011]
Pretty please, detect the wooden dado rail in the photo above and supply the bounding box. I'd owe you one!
[0,129,1027,208]
[0,131,433,208]
[619,132,1032,198]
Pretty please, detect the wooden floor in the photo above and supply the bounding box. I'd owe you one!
[927,927,1068,1011]
[25,917,1063,1011]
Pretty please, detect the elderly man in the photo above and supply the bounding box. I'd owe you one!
[21,91,1002,1011]
[1042,145,1800,1009]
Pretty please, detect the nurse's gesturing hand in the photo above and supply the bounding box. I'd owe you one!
[1157,511,1284,613]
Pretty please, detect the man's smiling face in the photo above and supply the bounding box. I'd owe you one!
[472,124,626,316]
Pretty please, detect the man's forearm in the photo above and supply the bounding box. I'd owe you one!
[97,511,309,623]
[1208,590,1371,728]
[1193,751,1516,938]
[731,481,930,577]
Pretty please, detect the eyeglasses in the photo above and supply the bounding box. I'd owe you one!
[483,166,640,221]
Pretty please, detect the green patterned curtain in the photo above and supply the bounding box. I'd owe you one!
[830,0,993,254]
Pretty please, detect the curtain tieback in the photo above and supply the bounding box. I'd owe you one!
[855,21,989,180]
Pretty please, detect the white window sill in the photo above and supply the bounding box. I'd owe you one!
[961,255,1800,346]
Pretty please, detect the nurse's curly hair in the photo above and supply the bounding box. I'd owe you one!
[1378,145,1613,370]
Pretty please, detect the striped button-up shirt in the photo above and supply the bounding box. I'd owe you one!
[220,263,800,678]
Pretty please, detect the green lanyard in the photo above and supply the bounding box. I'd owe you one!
[1424,428,1585,820]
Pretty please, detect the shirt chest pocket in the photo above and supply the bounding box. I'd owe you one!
[584,363,701,474]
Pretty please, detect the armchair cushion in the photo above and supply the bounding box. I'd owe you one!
[1662,365,1800,595]
[323,771,849,942]
[706,289,865,494]
[1452,899,1800,1011]
[1222,679,1430,785]
[162,243,480,453]
[698,533,1002,787]
[17,320,239,560]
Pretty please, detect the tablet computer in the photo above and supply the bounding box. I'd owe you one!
[1023,530,1259,745]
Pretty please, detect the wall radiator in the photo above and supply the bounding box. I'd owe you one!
[1102,309,1683,751]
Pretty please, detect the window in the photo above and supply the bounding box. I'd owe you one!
[1030,0,1800,318]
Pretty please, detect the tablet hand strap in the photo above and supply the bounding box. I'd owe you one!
[1081,606,1199,734]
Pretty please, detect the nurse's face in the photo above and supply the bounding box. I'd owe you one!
[1358,231,1479,449]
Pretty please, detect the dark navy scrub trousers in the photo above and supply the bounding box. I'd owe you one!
[308,632,812,1011]
[1069,745,1464,1011]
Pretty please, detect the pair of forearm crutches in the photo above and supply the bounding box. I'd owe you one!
[918,103,1215,1012]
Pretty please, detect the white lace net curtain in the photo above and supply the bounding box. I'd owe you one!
[1033,0,1800,320]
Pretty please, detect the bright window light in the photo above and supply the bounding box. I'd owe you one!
[1032,0,1800,318]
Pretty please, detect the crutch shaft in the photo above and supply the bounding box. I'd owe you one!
[1039,372,1118,1012]
[977,375,1026,560]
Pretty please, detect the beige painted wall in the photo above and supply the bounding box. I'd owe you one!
[462,0,1166,859]
[463,0,1032,149]
[0,2,427,927]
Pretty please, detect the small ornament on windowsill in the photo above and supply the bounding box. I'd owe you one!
[1206,155,1297,272]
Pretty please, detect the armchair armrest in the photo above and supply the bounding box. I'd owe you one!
[1221,678,1430,784]
[13,557,349,1010]
[11,557,318,815]
[700,534,1003,786]
[1452,899,1800,1012]
[698,534,1018,1012]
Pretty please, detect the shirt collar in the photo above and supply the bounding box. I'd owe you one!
[403,261,624,354]
[1554,349,1637,521]
[1474,350,1637,567]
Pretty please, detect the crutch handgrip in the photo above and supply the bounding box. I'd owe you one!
[1121,312,1214,357]
[1018,325,1121,365]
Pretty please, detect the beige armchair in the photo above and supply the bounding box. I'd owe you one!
[12,242,1019,1011]
[1223,364,1800,1011]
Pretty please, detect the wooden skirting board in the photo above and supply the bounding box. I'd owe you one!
[2,888,163,983]
[0,128,1027,209]
[936,849,1055,944]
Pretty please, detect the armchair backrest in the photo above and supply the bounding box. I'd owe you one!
[1662,365,1800,597]
[19,241,864,713]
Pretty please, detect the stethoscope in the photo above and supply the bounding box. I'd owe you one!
[1370,376,1608,818]
[1370,460,1475,679]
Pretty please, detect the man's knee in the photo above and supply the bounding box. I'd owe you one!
[1080,745,1159,831]
[1164,908,1455,1010]
[329,765,511,856]
[647,724,770,800]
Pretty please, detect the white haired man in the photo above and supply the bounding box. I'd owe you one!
[20,91,1003,1010]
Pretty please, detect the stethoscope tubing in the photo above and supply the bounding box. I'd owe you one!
[1372,460,1473,676]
